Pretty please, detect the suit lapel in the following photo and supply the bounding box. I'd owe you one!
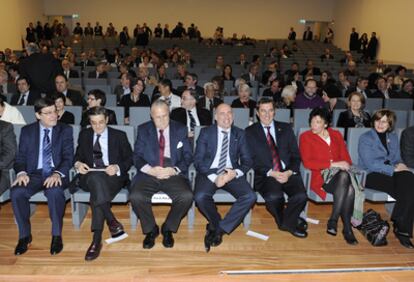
[51,123,60,165]
[169,122,178,164]
[149,122,160,164]
[107,127,115,164]
[34,122,40,166]
[87,129,94,165]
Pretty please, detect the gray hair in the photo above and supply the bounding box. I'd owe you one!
[26,43,39,54]
[281,85,297,98]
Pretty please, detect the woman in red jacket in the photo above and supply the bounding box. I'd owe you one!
[300,108,357,245]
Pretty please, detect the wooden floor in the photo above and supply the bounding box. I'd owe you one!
[0,201,413,281]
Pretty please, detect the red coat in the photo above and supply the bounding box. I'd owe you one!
[299,128,352,199]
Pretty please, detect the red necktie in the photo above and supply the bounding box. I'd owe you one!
[159,129,165,167]
[265,126,282,171]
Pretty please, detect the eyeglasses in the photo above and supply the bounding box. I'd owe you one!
[40,110,58,116]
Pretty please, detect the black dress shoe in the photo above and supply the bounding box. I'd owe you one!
[211,230,223,247]
[297,217,308,232]
[50,236,63,255]
[162,231,174,248]
[204,224,214,253]
[290,228,308,238]
[327,219,338,236]
[396,235,414,249]
[14,235,32,256]
[108,219,125,237]
[343,230,358,245]
[143,226,159,249]
[85,241,102,261]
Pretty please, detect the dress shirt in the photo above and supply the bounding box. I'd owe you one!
[186,107,200,132]
[93,128,120,176]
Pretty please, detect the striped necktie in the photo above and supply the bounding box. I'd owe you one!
[217,130,229,174]
[42,129,53,179]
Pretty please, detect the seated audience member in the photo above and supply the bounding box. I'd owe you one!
[212,55,225,70]
[320,48,334,62]
[177,73,204,98]
[77,52,95,68]
[241,64,260,86]
[286,71,304,94]
[11,77,41,106]
[343,61,360,77]
[0,96,26,124]
[235,53,249,69]
[114,73,132,103]
[211,76,228,98]
[294,79,325,109]
[262,79,282,103]
[54,74,85,107]
[222,64,235,82]
[360,109,414,248]
[300,108,362,245]
[300,60,321,78]
[261,61,281,87]
[345,76,372,98]
[80,89,117,127]
[74,106,133,261]
[396,79,413,98]
[198,82,223,115]
[231,84,257,118]
[0,69,17,94]
[372,76,396,99]
[336,92,371,136]
[393,65,408,90]
[194,103,256,252]
[336,71,351,97]
[170,89,212,138]
[88,62,108,79]
[246,98,308,238]
[119,78,150,124]
[277,85,297,116]
[173,63,188,81]
[151,79,181,112]
[61,59,79,79]
[0,119,16,196]
[284,62,300,78]
[52,93,75,125]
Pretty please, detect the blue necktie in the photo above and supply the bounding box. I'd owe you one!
[217,131,229,174]
[42,129,52,179]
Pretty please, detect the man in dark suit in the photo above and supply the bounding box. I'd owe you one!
[76,52,96,69]
[11,98,73,256]
[176,73,204,98]
[94,22,103,36]
[73,106,132,261]
[302,26,313,41]
[198,82,223,114]
[345,76,373,98]
[246,98,308,238]
[10,77,41,106]
[73,22,83,36]
[0,120,16,196]
[194,103,257,252]
[19,43,62,95]
[88,62,108,79]
[54,74,85,107]
[349,27,360,51]
[170,90,212,137]
[129,100,193,249]
[84,22,93,36]
[61,59,79,79]
[0,70,17,95]
[300,60,321,77]
[241,64,260,86]
[372,76,396,99]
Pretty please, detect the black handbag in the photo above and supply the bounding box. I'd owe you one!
[358,209,390,246]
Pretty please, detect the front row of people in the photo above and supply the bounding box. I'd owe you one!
[6,97,414,262]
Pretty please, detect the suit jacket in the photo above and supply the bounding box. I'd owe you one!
[10,90,41,106]
[63,69,79,79]
[299,128,351,199]
[176,85,204,98]
[88,71,108,79]
[241,73,260,84]
[245,121,301,189]
[303,30,313,41]
[133,120,193,182]
[19,53,62,95]
[80,109,117,127]
[288,31,296,40]
[119,31,129,46]
[0,121,17,194]
[349,32,360,50]
[74,127,133,180]
[76,60,95,68]
[231,98,257,118]
[358,128,401,176]
[345,87,373,98]
[170,107,212,128]
[194,125,252,175]
[1,82,17,94]
[66,89,86,107]
[14,122,73,178]
[401,126,414,169]
[197,96,223,110]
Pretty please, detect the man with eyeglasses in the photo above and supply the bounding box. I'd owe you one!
[11,98,73,256]
[80,89,117,127]
[74,106,133,261]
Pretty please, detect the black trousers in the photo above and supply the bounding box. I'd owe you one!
[257,174,307,230]
[366,171,414,236]
[129,175,193,234]
[79,172,125,231]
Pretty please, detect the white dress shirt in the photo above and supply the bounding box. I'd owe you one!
[186,107,200,132]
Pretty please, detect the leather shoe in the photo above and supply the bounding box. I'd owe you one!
[14,235,32,256]
[204,224,214,252]
[327,219,337,236]
[50,236,63,255]
[162,231,174,248]
[108,219,125,237]
[343,230,358,245]
[143,226,159,249]
[85,241,102,261]
[211,230,223,247]
[396,235,414,249]
[280,225,308,238]
[297,217,308,232]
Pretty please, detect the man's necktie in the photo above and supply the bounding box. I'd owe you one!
[165,96,171,107]
[93,134,105,168]
[159,129,165,167]
[188,110,196,132]
[18,94,26,105]
[209,99,214,113]
[42,129,53,179]
[217,131,229,174]
[265,126,282,171]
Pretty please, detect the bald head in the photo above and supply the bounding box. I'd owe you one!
[215,103,233,129]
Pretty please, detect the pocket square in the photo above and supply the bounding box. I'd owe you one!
[177,141,183,149]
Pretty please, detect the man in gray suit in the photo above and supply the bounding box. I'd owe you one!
[0,120,17,196]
